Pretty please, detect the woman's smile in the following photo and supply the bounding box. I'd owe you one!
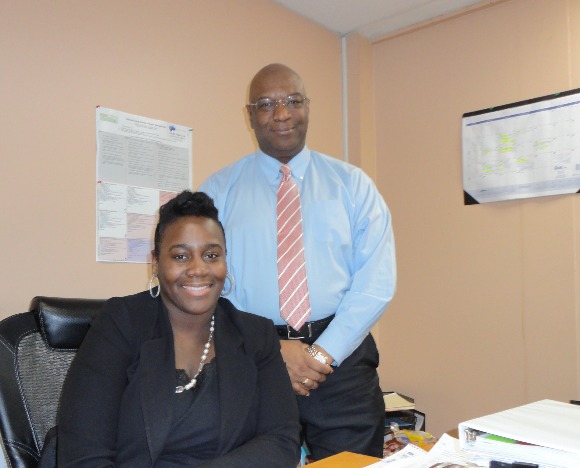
[181,283,213,296]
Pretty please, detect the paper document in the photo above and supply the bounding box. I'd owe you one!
[364,435,484,468]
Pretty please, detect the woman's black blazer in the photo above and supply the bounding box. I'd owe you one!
[57,291,300,467]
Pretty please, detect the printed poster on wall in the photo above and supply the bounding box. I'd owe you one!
[96,107,193,263]
[462,88,580,204]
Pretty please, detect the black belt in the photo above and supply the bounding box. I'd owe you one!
[275,315,335,343]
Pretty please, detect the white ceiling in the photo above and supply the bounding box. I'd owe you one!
[272,0,483,39]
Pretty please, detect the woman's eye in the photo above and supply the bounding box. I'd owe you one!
[173,254,188,261]
[204,252,219,260]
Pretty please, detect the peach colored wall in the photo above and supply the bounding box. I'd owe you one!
[0,1,342,315]
[373,0,580,435]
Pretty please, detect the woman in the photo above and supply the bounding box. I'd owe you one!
[57,191,300,467]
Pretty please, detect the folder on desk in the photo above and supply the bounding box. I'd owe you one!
[458,399,580,468]
[383,392,415,411]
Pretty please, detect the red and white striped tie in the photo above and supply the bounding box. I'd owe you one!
[277,165,311,330]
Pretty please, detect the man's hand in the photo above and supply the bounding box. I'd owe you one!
[280,341,334,396]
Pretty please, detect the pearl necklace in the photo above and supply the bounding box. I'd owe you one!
[175,315,215,393]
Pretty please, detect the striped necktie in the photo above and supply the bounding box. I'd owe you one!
[277,165,311,330]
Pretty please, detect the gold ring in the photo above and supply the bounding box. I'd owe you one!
[301,378,309,386]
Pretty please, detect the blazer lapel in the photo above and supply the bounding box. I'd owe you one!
[214,304,258,453]
[139,300,176,463]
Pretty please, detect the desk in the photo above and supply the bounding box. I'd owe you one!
[306,452,380,467]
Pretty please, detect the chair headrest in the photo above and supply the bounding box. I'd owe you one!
[29,296,106,349]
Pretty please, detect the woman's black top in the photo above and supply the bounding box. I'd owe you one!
[156,360,219,467]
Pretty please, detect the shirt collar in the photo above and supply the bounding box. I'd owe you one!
[257,146,311,185]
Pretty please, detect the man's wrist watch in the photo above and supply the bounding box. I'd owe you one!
[306,345,328,365]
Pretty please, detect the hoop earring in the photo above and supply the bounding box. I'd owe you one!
[221,273,234,297]
[149,274,160,298]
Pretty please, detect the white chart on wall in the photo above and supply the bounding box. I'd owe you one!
[96,107,192,262]
[462,89,580,204]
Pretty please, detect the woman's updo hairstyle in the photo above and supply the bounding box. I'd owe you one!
[153,190,225,258]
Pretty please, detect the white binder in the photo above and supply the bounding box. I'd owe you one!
[458,399,580,468]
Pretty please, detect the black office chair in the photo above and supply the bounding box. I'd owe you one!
[0,296,105,467]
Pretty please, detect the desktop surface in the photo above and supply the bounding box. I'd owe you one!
[306,451,381,467]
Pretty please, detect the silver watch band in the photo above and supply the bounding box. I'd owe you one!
[306,345,328,365]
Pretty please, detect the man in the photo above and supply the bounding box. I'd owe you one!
[199,63,396,460]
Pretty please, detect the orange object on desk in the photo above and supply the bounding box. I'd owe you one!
[306,451,380,467]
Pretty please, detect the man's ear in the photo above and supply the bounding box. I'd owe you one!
[246,105,255,129]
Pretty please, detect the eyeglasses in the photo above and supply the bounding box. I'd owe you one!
[248,94,310,113]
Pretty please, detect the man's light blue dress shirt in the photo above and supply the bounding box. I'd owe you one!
[199,147,396,364]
